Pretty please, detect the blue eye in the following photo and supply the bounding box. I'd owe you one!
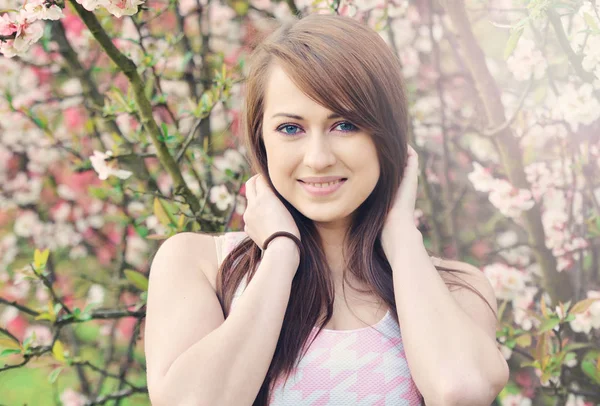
[277,124,301,136]
[335,122,358,132]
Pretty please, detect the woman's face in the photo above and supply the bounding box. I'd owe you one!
[261,64,380,227]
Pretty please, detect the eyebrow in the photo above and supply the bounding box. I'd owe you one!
[271,113,342,120]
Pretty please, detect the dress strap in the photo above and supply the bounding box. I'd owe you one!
[214,232,248,268]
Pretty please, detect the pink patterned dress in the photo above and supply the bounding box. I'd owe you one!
[214,232,424,406]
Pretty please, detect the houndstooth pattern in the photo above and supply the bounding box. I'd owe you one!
[215,232,424,406]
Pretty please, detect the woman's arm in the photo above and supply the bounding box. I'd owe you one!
[145,233,299,406]
[388,226,509,406]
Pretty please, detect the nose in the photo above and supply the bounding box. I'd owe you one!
[303,133,336,170]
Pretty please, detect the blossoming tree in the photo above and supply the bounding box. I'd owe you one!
[0,0,599,404]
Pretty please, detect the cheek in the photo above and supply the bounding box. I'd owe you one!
[356,143,380,186]
[264,142,296,191]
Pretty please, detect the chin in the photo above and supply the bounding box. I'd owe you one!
[294,203,353,224]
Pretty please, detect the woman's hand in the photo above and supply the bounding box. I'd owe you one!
[243,174,300,249]
[381,145,421,260]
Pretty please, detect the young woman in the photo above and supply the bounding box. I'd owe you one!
[144,13,509,406]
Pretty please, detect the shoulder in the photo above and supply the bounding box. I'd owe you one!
[151,232,219,286]
[154,232,214,258]
[431,257,499,338]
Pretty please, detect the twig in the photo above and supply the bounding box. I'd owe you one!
[483,77,534,137]
[71,360,140,389]
[84,387,148,406]
[175,118,203,163]
[0,297,40,317]
[0,327,20,344]
[546,9,596,84]
[69,0,201,214]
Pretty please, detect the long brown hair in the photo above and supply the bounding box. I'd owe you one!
[215,13,493,405]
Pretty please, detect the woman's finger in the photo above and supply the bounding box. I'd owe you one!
[245,175,258,201]
[254,173,268,196]
[399,146,419,197]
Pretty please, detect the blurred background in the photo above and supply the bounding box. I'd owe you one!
[0,0,599,404]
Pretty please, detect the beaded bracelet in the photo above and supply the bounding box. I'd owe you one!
[262,231,303,257]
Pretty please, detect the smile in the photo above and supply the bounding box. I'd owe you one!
[298,179,347,196]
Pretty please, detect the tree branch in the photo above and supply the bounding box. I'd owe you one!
[546,9,596,84]
[441,0,573,303]
[69,0,201,215]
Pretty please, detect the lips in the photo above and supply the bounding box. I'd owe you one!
[298,176,347,183]
[298,178,347,196]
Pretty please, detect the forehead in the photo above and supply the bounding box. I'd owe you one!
[263,64,333,118]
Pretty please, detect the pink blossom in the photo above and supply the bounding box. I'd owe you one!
[60,389,88,406]
[22,0,64,21]
[501,393,532,406]
[64,107,87,130]
[483,263,529,301]
[507,38,547,81]
[569,290,600,334]
[468,162,495,192]
[0,11,44,58]
[104,0,145,17]
[75,0,108,12]
[469,163,535,218]
[513,286,540,330]
[23,324,53,346]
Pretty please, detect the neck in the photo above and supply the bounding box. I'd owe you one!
[313,218,350,281]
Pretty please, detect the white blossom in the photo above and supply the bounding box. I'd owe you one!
[22,0,64,20]
[209,184,233,211]
[89,150,133,180]
[507,37,547,81]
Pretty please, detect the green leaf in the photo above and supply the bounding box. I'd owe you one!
[177,214,185,230]
[22,334,34,350]
[34,312,55,323]
[48,367,63,384]
[497,299,509,321]
[53,303,62,316]
[581,351,600,385]
[124,269,149,291]
[0,348,22,357]
[135,225,149,238]
[180,51,193,71]
[583,12,599,31]
[564,342,593,352]
[570,298,600,315]
[538,318,561,333]
[515,334,532,347]
[52,340,66,363]
[504,27,524,60]
[161,123,169,139]
[153,197,175,227]
[34,248,50,270]
[0,336,21,350]
[88,186,109,199]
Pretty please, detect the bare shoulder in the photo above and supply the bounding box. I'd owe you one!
[145,232,223,398]
[151,232,220,289]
